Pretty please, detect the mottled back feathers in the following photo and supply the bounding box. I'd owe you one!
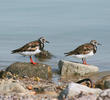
[65,43,97,56]
[12,40,40,53]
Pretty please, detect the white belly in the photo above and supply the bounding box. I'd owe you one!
[72,51,94,59]
[19,49,41,56]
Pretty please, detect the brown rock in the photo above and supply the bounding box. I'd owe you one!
[6,62,52,79]
[95,75,110,89]
[27,85,33,90]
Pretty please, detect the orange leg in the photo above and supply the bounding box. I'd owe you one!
[30,56,37,65]
[82,58,87,65]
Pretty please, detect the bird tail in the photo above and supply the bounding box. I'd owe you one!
[64,52,70,56]
[11,49,20,54]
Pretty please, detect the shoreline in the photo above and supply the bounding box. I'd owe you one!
[0,61,110,100]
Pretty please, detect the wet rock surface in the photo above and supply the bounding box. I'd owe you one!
[59,82,102,99]
[6,62,52,79]
[35,50,53,60]
[58,60,99,78]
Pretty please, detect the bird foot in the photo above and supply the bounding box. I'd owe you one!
[30,56,37,65]
[83,61,88,65]
[31,62,37,65]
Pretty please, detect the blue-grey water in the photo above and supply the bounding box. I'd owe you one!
[0,0,110,72]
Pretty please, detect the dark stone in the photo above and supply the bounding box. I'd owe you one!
[34,87,44,93]
[104,81,110,89]
[95,75,110,89]
[0,71,14,79]
[103,75,110,89]
[0,70,5,78]
[35,50,53,61]
[6,62,52,79]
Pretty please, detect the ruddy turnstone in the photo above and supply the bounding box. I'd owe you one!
[12,37,49,65]
[64,40,101,64]
[77,78,95,88]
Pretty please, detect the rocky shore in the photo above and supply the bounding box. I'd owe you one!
[0,52,110,100]
[0,75,110,100]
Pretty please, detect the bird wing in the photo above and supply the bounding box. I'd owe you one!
[65,43,94,56]
[12,41,40,53]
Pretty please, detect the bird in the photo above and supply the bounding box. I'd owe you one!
[76,78,95,88]
[11,37,49,65]
[64,40,101,65]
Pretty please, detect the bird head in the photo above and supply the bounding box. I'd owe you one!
[38,37,49,44]
[90,40,101,46]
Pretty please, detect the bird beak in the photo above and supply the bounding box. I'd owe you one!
[46,40,49,43]
[98,43,102,46]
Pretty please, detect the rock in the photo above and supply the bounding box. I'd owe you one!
[0,71,15,79]
[58,60,99,77]
[103,75,110,89]
[34,87,45,93]
[0,70,6,78]
[0,79,29,94]
[76,95,97,100]
[0,94,33,100]
[104,82,110,89]
[97,89,110,100]
[6,62,52,79]
[89,71,110,80]
[35,50,53,60]
[0,77,61,99]
[59,82,102,99]
[95,75,110,89]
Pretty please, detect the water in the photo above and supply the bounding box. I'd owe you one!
[0,0,110,72]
